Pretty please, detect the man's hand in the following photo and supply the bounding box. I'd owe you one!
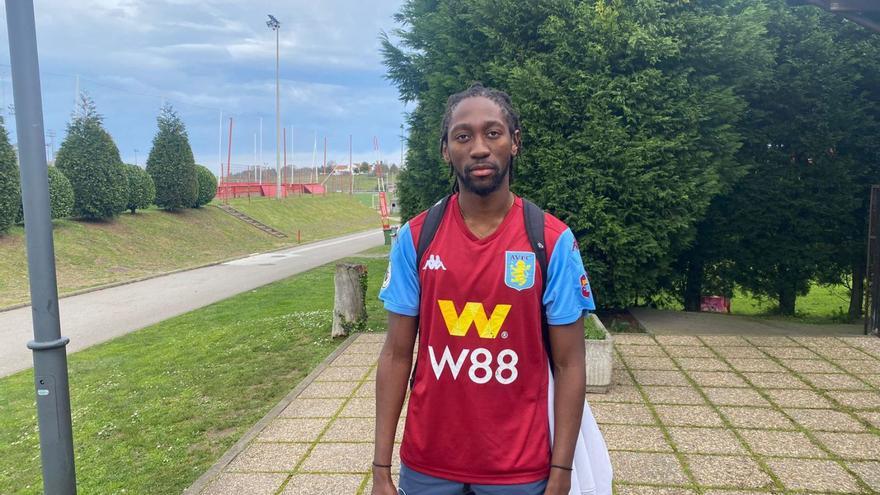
[370,469,397,495]
[543,468,572,495]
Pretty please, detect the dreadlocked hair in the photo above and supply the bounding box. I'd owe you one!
[440,83,521,193]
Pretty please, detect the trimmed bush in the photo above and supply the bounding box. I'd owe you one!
[192,164,217,208]
[16,166,75,223]
[123,164,156,214]
[55,95,127,220]
[0,117,19,234]
[146,104,198,210]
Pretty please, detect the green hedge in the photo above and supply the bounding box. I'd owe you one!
[192,164,217,208]
[15,166,75,223]
[124,164,156,214]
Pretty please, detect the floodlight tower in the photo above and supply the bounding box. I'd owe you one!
[267,14,282,199]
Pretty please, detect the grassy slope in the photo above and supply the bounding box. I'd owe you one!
[0,208,283,308]
[0,194,381,308]
[224,193,382,243]
[0,250,390,494]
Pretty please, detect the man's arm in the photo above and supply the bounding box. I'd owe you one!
[371,312,418,494]
[545,317,586,495]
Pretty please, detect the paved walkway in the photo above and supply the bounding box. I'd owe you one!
[0,229,384,377]
[187,332,880,495]
[631,307,865,336]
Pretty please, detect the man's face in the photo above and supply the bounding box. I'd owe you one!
[443,96,520,197]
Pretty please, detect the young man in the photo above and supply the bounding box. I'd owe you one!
[373,84,596,495]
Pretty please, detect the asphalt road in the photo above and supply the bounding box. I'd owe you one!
[0,229,385,377]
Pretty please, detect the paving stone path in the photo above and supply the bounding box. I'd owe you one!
[188,333,880,495]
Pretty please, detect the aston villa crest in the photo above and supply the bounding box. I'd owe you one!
[505,251,536,291]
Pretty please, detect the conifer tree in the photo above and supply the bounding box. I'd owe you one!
[55,95,127,219]
[146,104,198,210]
[0,117,19,234]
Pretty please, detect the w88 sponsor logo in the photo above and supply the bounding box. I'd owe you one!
[428,345,519,384]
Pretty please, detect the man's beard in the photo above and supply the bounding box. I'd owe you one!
[454,161,510,197]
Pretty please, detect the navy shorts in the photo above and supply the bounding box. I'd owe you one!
[398,463,548,495]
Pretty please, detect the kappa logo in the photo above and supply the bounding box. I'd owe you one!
[437,300,511,338]
[422,254,447,271]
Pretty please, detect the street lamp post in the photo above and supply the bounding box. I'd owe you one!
[267,14,281,199]
[5,1,77,492]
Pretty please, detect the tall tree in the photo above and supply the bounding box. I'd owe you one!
[0,117,19,234]
[383,0,772,308]
[146,104,198,210]
[686,2,880,316]
[55,95,127,220]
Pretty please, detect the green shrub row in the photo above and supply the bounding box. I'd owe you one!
[0,97,217,234]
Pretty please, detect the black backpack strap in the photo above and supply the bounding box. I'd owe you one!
[522,198,553,374]
[410,195,451,389]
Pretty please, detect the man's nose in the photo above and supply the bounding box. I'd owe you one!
[469,135,490,159]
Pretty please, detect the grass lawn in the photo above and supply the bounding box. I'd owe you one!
[0,207,284,308]
[223,193,381,243]
[730,283,853,323]
[0,248,390,494]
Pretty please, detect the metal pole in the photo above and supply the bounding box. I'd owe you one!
[349,134,353,195]
[274,26,281,199]
[282,126,287,197]
[5,1,77,492]
[866,185,880,336]
[218,111,223,186]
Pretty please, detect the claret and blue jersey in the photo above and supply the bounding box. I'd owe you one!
[379,194,596,485]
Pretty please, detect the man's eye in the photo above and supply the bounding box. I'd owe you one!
[488,130,501,138]
[455,134,470,142]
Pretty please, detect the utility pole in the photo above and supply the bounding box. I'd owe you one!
[6,1,77,492]
[267,14,281,199]
[349,134,353,195]
[45,128,54,162]
[218,111,223,186]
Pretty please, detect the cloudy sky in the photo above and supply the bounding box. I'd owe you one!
[0,0,409,176]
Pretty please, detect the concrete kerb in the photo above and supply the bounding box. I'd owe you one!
[183,331,363,495]
[0,228,381,314]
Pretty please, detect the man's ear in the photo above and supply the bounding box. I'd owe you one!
[441,141,450,163]
[511,129,521,157]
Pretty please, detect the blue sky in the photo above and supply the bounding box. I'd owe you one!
[0,0,408,176]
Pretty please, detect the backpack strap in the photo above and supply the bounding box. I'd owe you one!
[416,195,451,271]
[522,198,554,374]
[410,195,451,389]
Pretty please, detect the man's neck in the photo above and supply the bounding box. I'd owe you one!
[456,185,514,239]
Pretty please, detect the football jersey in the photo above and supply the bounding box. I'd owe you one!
[379,194,596,484]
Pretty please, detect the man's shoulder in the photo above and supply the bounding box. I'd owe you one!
[406,207,432,245]
[541,211,569,238]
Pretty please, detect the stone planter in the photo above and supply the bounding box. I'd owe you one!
[585,313,614,394]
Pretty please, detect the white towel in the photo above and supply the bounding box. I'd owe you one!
[547,367,613,495]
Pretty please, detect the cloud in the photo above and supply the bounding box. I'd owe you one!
[0,0,409,166]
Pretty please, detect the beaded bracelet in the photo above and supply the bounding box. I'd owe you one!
[550,464,573,471]
[372,461,392,469]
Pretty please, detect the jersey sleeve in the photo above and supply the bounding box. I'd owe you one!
[378,222,420,316]
[543,228,596,325]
